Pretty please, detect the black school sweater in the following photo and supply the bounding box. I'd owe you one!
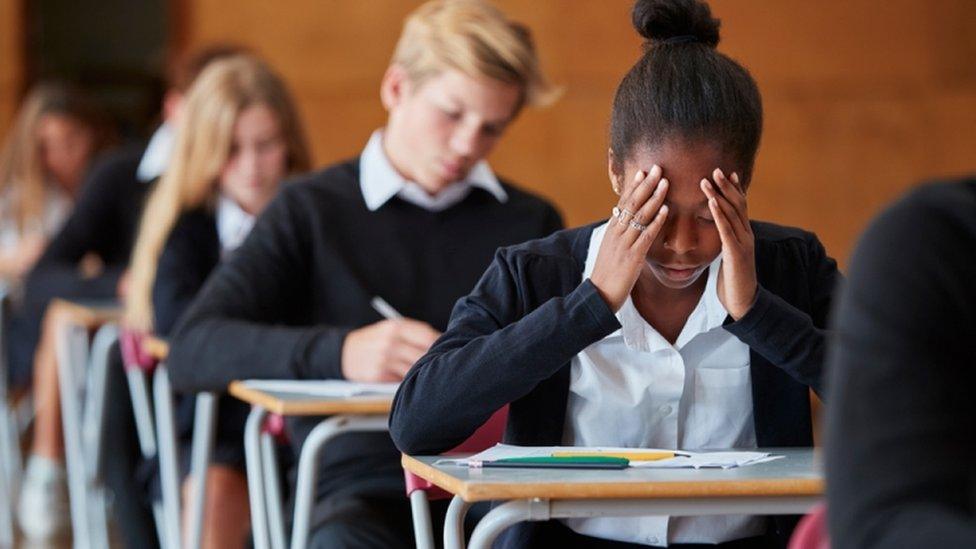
[826,180,976,549]
[167,157,563,494]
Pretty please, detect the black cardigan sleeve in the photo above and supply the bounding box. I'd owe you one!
[151,212,219,337]
[167,186,352,393]
[724,230,840,396]
[390,247,621,455]
[25,148,143,303]
[826,183,976,549]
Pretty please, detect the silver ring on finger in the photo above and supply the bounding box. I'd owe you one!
[629,219,647,232]
[612,206,634,225]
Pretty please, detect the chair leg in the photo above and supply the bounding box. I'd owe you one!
[244,407,270,549]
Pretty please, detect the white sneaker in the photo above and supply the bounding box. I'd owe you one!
[17,456,70,541]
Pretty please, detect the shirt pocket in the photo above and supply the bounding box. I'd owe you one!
[683,365,756,450]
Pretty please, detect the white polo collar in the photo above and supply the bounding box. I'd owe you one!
[358,129,507,212]
[136,123,175,183]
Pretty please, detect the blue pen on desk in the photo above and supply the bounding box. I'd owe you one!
[371,296,403,320]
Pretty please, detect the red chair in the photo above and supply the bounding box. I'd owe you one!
[405,406,509,549]
[788,502,830,549]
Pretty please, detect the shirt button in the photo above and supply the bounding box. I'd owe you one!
[660,405,673,416]
[647,536,660,545]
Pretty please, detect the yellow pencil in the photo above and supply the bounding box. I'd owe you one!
[551,451,680,461]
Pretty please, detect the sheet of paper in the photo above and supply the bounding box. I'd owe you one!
[241,379,398,398]
[435,444,782,469]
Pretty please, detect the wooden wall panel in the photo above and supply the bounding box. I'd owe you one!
[0,0,23,134]
[177,1,976,265]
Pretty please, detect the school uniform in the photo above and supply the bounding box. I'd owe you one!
[391,220,840,548]
[167,130,563,547]
[0,182,72,290]
[826,180,976,549]
[10,124,172,384]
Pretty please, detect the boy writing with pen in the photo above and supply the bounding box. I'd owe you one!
[165,1,563,546]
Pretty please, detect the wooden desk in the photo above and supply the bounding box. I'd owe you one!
[143,335,169,361]
[49,298,122,328]
[229,380,392,416]
[403,448,823,549]
[230,381,393,549]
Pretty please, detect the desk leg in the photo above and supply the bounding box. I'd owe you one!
[81,324,116,549]
[290,415,389,549]
[468,500,544,549]
[55,321,91,549]
[186,392,217,549]
[409,490,434,549]
[82,324,117,480]
[443,495,471,549]
[244,406,270,549]
[261,430,286,549]
[153,366,182,549]
[0,409,12,547]
[467,494,822,549]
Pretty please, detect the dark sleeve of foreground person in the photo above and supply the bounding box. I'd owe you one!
[826,181,976,549]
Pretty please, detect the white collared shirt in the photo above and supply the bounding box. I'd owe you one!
[0,183,71,250]
[562,222,763,546]
[137,123,175,183]
[215,195,256,256]
[358,130,507,212]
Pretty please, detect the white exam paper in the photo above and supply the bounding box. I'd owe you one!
[241,379,398,398]
[435,444,781,469]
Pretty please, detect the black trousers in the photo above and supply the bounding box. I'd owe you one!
[306,492,449,549]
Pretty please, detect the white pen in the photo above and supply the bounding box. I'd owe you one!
[370,296,403,320]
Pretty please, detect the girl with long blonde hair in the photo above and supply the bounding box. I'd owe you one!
[124,54,309,549]
[0,82,110,284]
[127,55,310,332]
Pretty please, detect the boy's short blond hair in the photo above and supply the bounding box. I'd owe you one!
[391,0,559,108]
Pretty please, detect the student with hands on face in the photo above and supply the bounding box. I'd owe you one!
[391,0,840,547]
[592,163,758,329]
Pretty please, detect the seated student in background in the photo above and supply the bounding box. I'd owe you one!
[826,180,976,548]
[167,1,563,545]
[14,46,241,544]
[0,82,110,306]
[390,0,839,547]
[125,54,311,549]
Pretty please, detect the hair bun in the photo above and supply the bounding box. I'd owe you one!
[632,0,721,48]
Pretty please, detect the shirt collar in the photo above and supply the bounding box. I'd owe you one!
[136,123,175,182]
[216,195,256,255]
[358,129,507,212]
[583,222,728,351]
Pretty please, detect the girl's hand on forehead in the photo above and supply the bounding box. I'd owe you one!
[590,165,670,311]
[700,168,757,320]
